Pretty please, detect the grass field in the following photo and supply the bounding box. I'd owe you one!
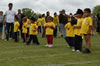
[0,34,100,66]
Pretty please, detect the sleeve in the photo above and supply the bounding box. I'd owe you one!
[89,17,93,26]
[65,24,68,28]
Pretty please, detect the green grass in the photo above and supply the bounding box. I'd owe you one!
[0,34,100,66]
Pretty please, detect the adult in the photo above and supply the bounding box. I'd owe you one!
[59,9,69,37]
[3,3,16,41]
[17,9,25,38]
[96,10,100,34]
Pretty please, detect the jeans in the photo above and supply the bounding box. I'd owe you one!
[59,23,66,37]
[6,23,14,40]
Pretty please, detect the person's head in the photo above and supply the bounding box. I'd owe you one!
[42,14,45,17]
[15,16,18,21]
[46,11,50,16]
[22,17,27,22]
[38,15,42,18]
[30,16,37,23]
[84,8,91,17]
[46,16,52,22]
[62,9,65,14]
[0,11,3,15]
[54,12,57,16]
[76,9,83,18]
[18,9,21,14]
[98,10,100,14]
[8,3,13,10]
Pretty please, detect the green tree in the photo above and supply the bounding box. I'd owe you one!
[22,8,41,19]
[93,5,100,14]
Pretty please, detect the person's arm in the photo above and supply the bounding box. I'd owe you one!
[3,15,6,25]
[88,26,92,34]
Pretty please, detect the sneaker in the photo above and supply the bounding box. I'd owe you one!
[72,49,75,52]
[48,44,53,48]
[76,50,80,52]
[82,48,91,54]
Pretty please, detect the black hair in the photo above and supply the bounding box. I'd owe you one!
[54,12,57,15]
[76,9,83,15]
[71,17,77,25]
[30,16,37,21]
[15,16,18,21]
[8,3,13,6]
[84,8,91,13]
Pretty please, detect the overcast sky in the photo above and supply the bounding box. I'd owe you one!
[0,0,100,15]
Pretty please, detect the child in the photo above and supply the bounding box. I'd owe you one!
[27,16,40,45]
[14,16,20,42]
[44,16,55,48]
[37,16,42,33]
[53,12,59,37]
[22,17,28,43]
[65,19,77,50]
[74,9,83,52]
[80,8,93,54]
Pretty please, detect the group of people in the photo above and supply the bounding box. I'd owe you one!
[0,3,100,54]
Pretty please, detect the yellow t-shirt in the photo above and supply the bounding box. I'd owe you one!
[27,19,31,28]
[14,21,20,32]
[74,18,84,36]
[80,17,93,34]
[53,16,59,25]
[44,22,55,35]
[41,17,46,24]
[22,22,28,33]
[29,23,38,35]
[65,23,75,37]
[37,18,42,26]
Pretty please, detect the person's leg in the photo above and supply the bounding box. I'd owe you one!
[78,36,82,51]
[27,35,32,45]
[33,35,40,45]
[6,23,10,41]
[14,32,17,42]
[59,24,63,37]
[75,35,78,50]
[10,23,14,39]
[42,27,45,38]
[46,35,50,44]
[50,35,53,45]
[54,26,57,37]
[24,33,27,42]
[83,35,91,53]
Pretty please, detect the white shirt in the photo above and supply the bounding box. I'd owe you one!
[5,10,16,23]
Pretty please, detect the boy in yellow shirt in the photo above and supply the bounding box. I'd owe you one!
[37,16,42,33]
[14,16,20,42]
[65,19,77,49]
[80,8,93,54]
[27,16,40,45]
[53,12,59,37]
[22,17,28,43]
[44,16,55,48]
[74,9,83,52]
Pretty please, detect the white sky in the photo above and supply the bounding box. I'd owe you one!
[0,0,100,15]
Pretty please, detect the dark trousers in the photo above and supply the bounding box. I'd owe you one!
[75,35,82,51]
[6,23,14,40]
[38,26,41,33]
[65,37,75,47]
[27,35,40,45]
[19,23,23,38]
[42,27,45,38]
[53,26,57,37]
[14,32,19,42]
